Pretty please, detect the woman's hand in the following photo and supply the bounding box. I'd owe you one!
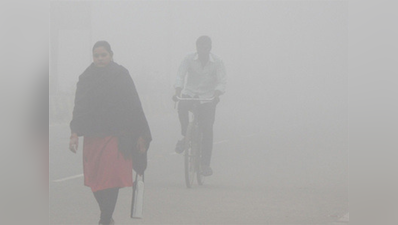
[69,133,79,153]
[137,136,147,154]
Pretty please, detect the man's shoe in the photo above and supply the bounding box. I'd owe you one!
[175,139,185,154]
[201,166,213,176]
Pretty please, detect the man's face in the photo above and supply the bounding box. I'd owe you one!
[196,42,211,58]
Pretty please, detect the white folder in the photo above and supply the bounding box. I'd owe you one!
[131,174,144,219]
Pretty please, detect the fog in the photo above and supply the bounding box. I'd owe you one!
[51,0,347,144]
[50,1,348,224]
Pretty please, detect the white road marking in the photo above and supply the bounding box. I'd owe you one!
[339,213,349,222]
[53,174,83,182]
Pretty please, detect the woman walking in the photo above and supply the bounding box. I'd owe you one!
[69,40,151,225]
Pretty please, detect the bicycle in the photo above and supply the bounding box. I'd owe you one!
[174,96,214,188]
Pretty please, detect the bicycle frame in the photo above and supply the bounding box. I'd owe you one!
[176,96,214,188]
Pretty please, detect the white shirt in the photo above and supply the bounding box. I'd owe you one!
[174,52,227,99]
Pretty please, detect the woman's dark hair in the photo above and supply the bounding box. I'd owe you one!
[92,40,113,56]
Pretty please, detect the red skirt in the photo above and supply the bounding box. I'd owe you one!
[83,136,133,192]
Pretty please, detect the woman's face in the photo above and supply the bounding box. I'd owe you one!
[93,46,112,67]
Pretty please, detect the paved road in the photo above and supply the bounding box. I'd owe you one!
[50,106,348,224]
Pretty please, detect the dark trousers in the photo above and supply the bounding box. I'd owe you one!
[178,98,217,167]
[93,187,119,225]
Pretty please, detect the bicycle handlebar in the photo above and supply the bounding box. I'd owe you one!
[173,95,217,109]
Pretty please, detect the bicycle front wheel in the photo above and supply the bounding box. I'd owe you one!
[184,123,195,188]
[196,132,205,185]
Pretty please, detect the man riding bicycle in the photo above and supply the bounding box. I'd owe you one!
[173,35,227,176]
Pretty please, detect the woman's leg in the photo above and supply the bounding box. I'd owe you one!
[93,187,119,225]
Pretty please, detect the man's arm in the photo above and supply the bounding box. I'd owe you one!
[214,59,227,96]
[174,56,189,96]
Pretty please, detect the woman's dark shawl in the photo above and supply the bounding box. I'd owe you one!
[70,61,151,174]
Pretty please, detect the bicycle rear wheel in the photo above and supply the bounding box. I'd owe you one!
[184,123,195,188]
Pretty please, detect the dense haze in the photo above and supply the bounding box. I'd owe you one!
[5,1,398,225]
[50,1,348,224]
[51,0,347,143]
